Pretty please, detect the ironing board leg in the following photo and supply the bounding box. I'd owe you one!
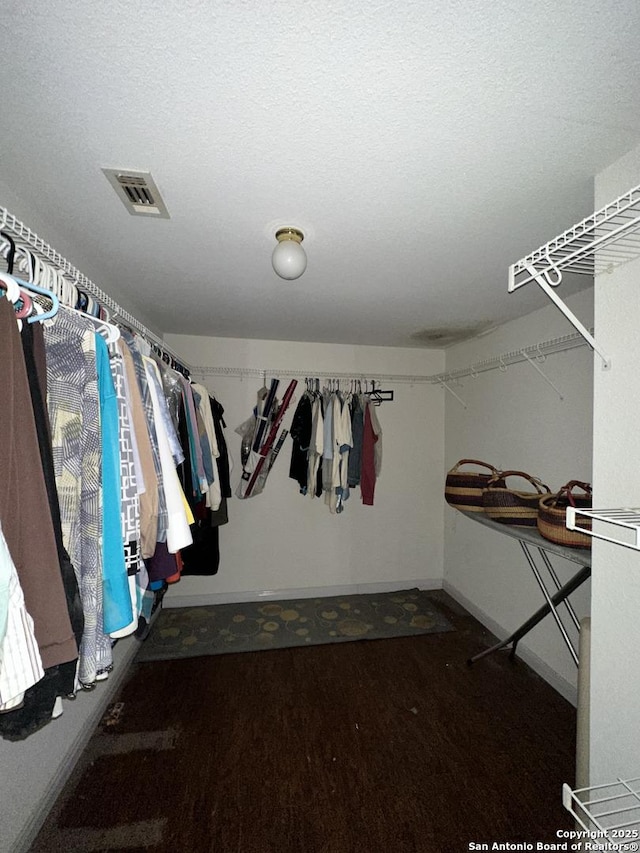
[466,559,590,666]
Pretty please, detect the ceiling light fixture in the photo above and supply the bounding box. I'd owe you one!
[272,227,306,280]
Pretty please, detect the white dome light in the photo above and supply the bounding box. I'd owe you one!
[272,227,307,280]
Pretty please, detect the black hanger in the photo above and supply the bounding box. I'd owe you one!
[1,231,15,274]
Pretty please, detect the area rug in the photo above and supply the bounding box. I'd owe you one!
[135,588,454,662]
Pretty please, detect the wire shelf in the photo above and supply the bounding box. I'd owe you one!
[429,331,588,385]
[509,184,640,291]
[191,365,432,384]
[505,186,640,369]
[563,778,640,835]
[566,507,640,551]
[0,205,188,367]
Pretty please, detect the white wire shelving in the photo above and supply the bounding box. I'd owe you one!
[192,330,590,396]
[0,205,188,367]
[563,778,640,835]
[566,507,640,551]
[508,183,640,369]
[191,364,432,384]
[509,185,640,552]
[428,330,588,384]
[510,185,640,289]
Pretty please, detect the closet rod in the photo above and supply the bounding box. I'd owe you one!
[428,331,589,385]
[0,205,188,367]
[191,365,433,384]
[192,331,589,386]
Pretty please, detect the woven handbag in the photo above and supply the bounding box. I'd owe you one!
[482,470,551,527]
[537,481,592,549]
[445,459,504,512]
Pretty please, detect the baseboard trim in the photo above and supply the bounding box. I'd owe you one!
[442,580,578,707]
[164,579,443,609]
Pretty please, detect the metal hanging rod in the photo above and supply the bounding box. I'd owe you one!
[192,331,589,387]
[0,205,188,368]
[427,331,589,385]
[191,365,432,384]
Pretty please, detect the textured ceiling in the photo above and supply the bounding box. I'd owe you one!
[1,0,640,348]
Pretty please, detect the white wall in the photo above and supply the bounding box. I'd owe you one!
[164,334,445,603]
[443,290,594,703]
[590,144,640,784]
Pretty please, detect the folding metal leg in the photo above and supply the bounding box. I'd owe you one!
[537,548,581,632]
[467,548,590,667]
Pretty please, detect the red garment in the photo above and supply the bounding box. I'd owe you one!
[360,403,378,506]
[167,550,184,585]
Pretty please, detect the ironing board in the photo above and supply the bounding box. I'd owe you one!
[459,511,591,667]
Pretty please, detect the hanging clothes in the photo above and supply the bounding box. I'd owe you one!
[361,399,383,506]
[0,522,44,711]
[109,346,141,622]
[118,338,160,560]
[307,394,324,499]
[0,230,226,739]
[178,374,207,499]
[347,395,364,489]
[21,319,84,691]
[179,386,231,576]
[288,387,383,510]
[289,392,313,494]
[44,306,107,688]
[0,297,82,740]
[120,329,169,543]
[325,393,353,514]
[0,297,77,671]
[143,357,192,554]
[95,333,132,634]
[209,395,232,501]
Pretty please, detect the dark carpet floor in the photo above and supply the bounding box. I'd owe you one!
[30,590,576,853]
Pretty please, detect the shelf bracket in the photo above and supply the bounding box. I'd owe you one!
[519,349,564,399]
[523,263,611,370]
[439,380,467,409]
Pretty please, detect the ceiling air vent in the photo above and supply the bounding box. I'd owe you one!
[102,169,170,218]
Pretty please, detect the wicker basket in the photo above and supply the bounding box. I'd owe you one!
[537,481,592,549]
[445,459,504,512]
[482,470,551,528]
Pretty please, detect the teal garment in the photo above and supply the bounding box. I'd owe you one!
[95,334,132,633]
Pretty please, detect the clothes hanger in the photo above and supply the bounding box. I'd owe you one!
[0,246,52,323]
[0,272,28,331]
[14,289,34,320]
[0,270,21,304]
[75,288,89,311]
[0,231,16,274]
[9,274,60,324]
[74,307,121,343]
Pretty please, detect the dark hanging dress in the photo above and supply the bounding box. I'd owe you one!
[289,393,313,494]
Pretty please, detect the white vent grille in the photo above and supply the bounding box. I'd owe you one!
[102,169,170,218]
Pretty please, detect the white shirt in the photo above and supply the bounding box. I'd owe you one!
[0,523,44,710]
[144,359,193,554]
[191,382,222,512]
